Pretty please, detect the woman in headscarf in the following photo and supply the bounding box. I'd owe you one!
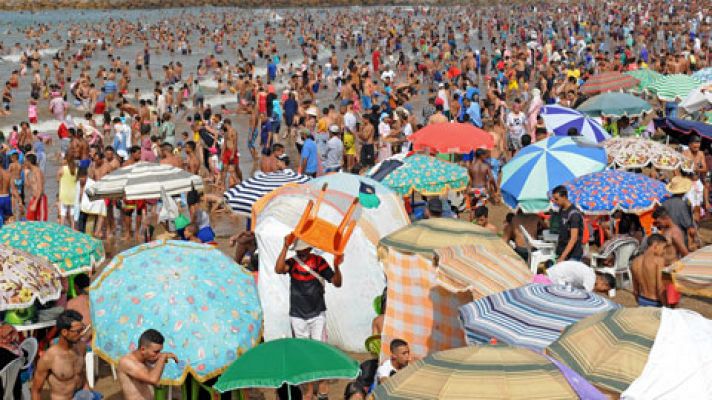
[527,87,543,139]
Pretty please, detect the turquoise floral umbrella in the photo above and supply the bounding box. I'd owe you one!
[90,240,262,385]
[379,154,469,196]
[0,221,104,276]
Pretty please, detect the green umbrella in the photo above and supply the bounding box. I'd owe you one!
[381,154,469,196]
[213,338,359,394]
[0,221,105,276]
[625,69,663,93]
[577,92,653,118]
[649,74,702,102]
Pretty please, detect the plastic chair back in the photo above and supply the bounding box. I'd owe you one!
[0,358,22,400]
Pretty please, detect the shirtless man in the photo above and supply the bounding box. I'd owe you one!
[117,329,177,400]
[468,149,495,213]
[653,206,689,262]
[631,234,669,307]
[24,153,47,221]
[185,141,201,175]
[260,143,285,173]
[32,310,88,400]
[65,274,92,344]
[682,135,707,175]
[427,104,448,125]
[0,160,16,224]
[502,210,546,261]
[159,143,184,169]
[221,119,242,184]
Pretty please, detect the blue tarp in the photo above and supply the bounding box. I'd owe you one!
[654,117,712,141]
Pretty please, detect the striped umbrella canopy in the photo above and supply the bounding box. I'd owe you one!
[500,136,607,212]
[564,170,670,215]
[86,162,203,200]
[373,345,606,400]
[604,137,693,172]
[540,105,610,143]
[223,169,310,216]
[624,69,663,93]
[671,245,712,297]
[649,74,703,102]
[433,244,532,298]
[459,284,621,352]
[692,67,712,84]
[580,71,639,95]
[576,92,653,118]
[546,308,661,394]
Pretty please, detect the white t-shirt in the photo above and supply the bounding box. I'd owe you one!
[376,360,396,381]
[506,112,527,140]
[546,261,596,292]
[343,111,357,133]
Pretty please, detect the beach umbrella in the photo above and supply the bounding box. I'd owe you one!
[407,122,494,153]
[692,67,712,84]
[213,338,358,393]
[563,170,670,215]
[546,308,661,394]
[433,244,532,298]
[540,105,610,143]
[309,172,395,209]
[649,74,703,102]
[90,241,262,385]
[580,71,639,95]
[670,245,712,297]
[0,221,105,276]
[379,154,469,196]
[604,137,693,172]
[373,345,607,399]
[679,86,712,113]
[458,284,621,352]
[86,161,203,200]
[500,136,607,212]
[653,117,712,141]
[224,169,310,216]
[624,69,663,93]
[576,92,653,118]
[0,245,61,311]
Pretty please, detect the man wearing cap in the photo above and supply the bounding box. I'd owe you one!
[324,125,344,173]
[275,234,343,400]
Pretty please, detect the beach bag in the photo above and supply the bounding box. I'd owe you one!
[158,187,179,223]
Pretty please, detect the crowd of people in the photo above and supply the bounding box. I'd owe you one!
[0,1,709,399]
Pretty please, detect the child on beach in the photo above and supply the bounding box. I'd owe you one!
[28,99,38,124]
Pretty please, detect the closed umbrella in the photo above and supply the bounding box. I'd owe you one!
[0,221,104,276]
[408,122,494,153]
[540,105,610,143]
[213,338,358,393]
[649,74,702,102]
[86,161,203,200]
[0,245,61,311]
[224,169,310,216]
[90,240,262,384]
[500,136,607,212]
[459,284,621,352]
[604,137,693,172]
[580,71,639,95]
[577,92,652,118]
[373,345,606,399]
[563,170,670,215]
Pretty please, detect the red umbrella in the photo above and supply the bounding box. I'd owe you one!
[580,71,640,95]
[408,122,494,153]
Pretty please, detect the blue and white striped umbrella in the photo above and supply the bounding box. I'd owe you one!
[541,105,610,143]
[459,283,621,351]
[500,136,607,212]
[224,169,310,216]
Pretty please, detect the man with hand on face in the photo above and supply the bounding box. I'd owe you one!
[118,329,178,400]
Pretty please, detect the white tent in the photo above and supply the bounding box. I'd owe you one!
[252,180,408,352]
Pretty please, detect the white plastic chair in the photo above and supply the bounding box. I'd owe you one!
[0,358,23,400]
[590,242,638,297]
[19,338,37,400]
[86,350,117,389]
[519,225,556,274]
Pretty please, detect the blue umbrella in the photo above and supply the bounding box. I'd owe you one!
[541,105,611,143]
[459,283,621,351]
[500,137,607,212]
[90,241,262,385]
[564,170,670,215]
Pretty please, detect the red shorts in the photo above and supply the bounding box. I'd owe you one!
[221,148,239,166]
[29,116,38,124]
[26,195,48,221]
[94,102,106,115]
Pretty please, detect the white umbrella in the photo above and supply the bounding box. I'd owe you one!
[679,86,712,113]
[86,162,203,200]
